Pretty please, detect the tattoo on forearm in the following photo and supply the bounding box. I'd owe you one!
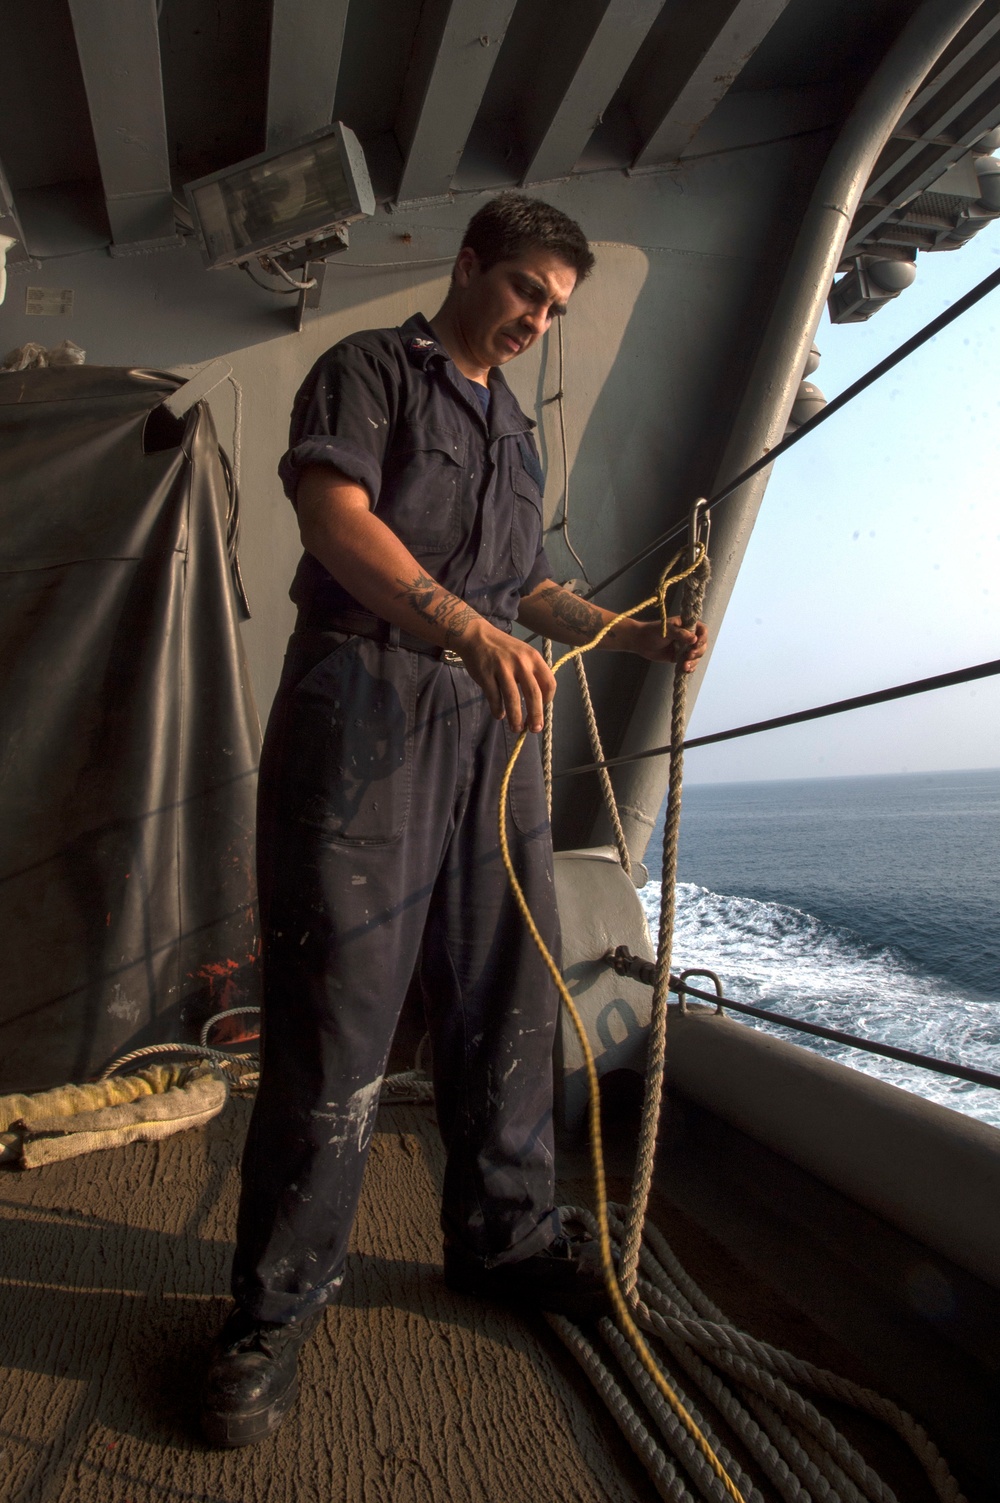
[395,571,475,644]
[533,583,609,643]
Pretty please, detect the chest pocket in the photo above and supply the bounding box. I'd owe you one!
[385,429,467,552]
[510,464,544,579]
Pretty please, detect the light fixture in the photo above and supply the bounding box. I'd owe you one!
[0,234,17,306]
[784,346,826,438]
[0,158,26,302]
[184,123,375,272]
[828,256,916,324]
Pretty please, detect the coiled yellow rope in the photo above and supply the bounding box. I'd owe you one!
[498,545,746,1503]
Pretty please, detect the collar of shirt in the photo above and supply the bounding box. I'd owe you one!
[398,312,535,443]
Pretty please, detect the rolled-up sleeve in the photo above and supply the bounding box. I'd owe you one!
[278,341,397,506]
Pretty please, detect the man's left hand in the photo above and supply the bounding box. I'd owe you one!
[627,617,708,673]
[516,580,708,672]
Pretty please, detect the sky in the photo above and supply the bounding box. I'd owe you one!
[684,227,1000,784]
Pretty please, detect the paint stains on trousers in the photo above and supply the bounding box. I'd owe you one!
[232,631,561,1323]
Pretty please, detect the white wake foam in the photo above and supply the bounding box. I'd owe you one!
[640,882,1000,1128]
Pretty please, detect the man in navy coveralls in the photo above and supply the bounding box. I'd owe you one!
[201,195,706,1447]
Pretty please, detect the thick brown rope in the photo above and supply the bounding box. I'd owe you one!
[497,546,746,1502]
[510,542,967,1503]
[573,653,632,877]
[543,636,555,820]
[619,552,710,1296]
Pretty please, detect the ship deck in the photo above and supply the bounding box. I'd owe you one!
[0,1091,989,1503]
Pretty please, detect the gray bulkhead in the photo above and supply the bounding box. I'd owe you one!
[2,0,996,866]
[0,123,827,859]
[2,7,1000,1491]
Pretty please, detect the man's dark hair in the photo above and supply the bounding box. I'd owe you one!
[460,194,595,282]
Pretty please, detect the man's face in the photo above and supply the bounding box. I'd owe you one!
[453,247,578,371]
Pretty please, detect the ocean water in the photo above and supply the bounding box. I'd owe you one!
[639,768,1000,1128]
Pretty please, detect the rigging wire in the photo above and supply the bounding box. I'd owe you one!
[555,656,1000,779]
[545,318,592,583]
[240,262,299,295]
[329,254,455,269]
[259,258,318,291]
[581,262,1000,604]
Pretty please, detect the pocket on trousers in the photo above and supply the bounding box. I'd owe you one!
[501,721,550,838]
[285,639,417,844]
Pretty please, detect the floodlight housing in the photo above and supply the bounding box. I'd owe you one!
[828,256,916,324]
[184,123,375,271]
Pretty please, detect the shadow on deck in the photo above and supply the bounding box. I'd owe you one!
[1,1089,995,1502]
[0,1097,654,1503]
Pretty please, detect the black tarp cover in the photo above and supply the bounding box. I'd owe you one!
[0,366,260,1093]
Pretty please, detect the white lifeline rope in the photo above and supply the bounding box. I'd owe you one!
[102,1008,436,1102]
[98,1040,257,1082]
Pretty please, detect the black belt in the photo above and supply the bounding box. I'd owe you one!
[296,607,481,662]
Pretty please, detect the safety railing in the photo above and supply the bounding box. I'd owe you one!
[606,944,1000,1092]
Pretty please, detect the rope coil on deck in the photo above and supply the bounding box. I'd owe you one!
[499,543,748,1503]
[99,1006,437,1102]
[499,527,970,1503]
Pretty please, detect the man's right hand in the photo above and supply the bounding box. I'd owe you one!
[297,466,555,734]
[458,620,556,735]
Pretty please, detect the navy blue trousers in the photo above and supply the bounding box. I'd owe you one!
[232,630,561,1323]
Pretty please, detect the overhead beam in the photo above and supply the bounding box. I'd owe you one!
[395,0,518,203]
[67,0,175,249]
[861,11,1000,201]
[266,0,351,151]
[633,0,792,168]
[521,0,664,185]
[846,13,1000,251]
[846,90,1000,251]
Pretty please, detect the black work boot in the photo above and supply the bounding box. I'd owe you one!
[200,1305,323,1447]
[444,1233,613,1321]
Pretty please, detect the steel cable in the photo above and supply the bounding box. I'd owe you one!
[580,264,1000,605]
[556,657,1000,781]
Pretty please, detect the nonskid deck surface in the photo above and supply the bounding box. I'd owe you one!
[0,1092,955,1503]
[0,1097,652,1503]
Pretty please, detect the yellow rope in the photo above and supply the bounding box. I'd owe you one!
[498,547,746,1503]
